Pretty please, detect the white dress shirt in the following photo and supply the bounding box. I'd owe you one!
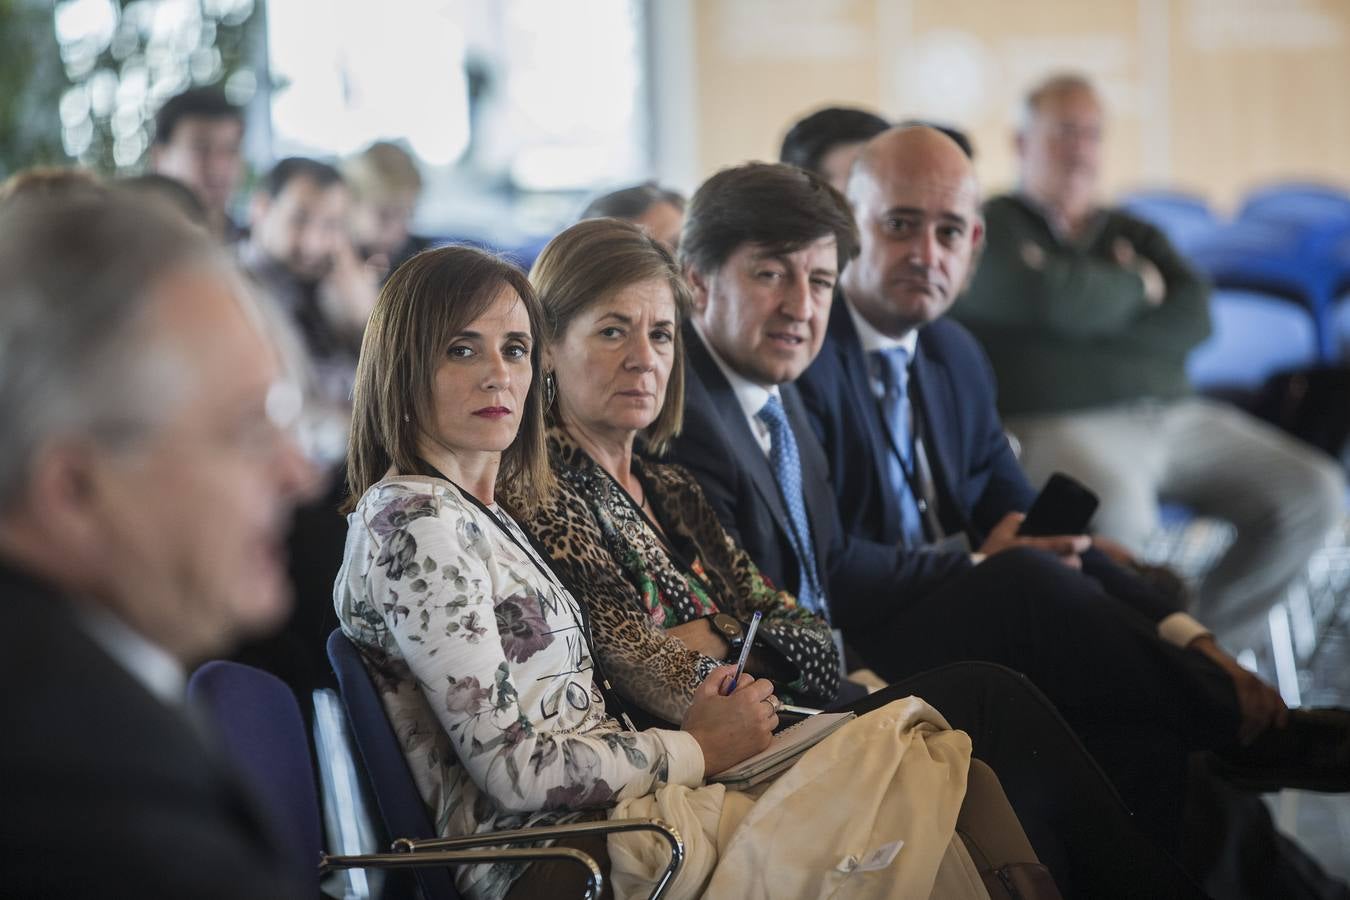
[78,604,186,707]
[691,321,779,457]
[844,302,1209,648]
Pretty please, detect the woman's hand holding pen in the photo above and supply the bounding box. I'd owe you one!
[682,665,778,777]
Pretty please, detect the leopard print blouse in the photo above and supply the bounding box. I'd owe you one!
[511,426,840,725]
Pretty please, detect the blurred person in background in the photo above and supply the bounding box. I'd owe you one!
[779,106,891,193]
[955,73,1346,644]
[580,182,686,252]
[779,107,977,192]
[241,156,378,409]
[148,86,245,241]
[0,191,312,898]
[341,140,431,279]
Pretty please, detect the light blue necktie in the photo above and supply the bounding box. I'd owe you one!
[755,395,828,620]
[872,347,926,547]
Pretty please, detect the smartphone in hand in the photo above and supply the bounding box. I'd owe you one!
[1019,472,1099,537]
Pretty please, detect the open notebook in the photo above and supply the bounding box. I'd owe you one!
[709,711,855,789]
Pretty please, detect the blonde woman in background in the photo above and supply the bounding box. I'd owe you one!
[342,140,430,278]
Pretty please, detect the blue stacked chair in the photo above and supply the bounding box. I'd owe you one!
[325,629,684,900]
[1238,183,1350,233]
[1186,219,1340,361]
[1120,189,1222,254]
[1334,232,1350,360]
[1121,189,1326,385]
[188,661,606,899]
[1233,182,1350,360]
[1188,288,1319,394]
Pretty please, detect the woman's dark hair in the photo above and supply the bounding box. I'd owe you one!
[344,246,553,514]
[679,162,859,277]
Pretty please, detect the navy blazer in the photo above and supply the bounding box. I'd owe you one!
[0,560,299,899]
[797,300,1181,624]
[666,324,970,631]
[799,302,1034,547]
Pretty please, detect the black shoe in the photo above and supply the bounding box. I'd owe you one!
[1207,707,1350,793]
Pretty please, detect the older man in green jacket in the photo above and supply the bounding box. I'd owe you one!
[955,73,1344,644]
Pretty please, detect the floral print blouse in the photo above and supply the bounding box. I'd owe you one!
[334,476,704,900]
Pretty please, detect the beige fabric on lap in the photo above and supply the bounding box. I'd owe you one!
[608,696,988,900]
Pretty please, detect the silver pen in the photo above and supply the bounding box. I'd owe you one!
[721,610,763,695]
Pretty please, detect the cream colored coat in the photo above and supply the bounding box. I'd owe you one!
[609,696,989,900]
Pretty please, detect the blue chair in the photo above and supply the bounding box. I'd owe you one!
[1323,234,1350,359]
[190,660,606,899]
[326,629,685,900]
[1187,221,1342,360]
[1120,189,1221,254]
[1239,183,1350,234]
[1337,294,1350,361]
[1187,288,1319,393]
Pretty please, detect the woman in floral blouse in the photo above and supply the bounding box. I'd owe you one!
[334,247,777,900]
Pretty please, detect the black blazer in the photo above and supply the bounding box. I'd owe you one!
[0,561,299,899]
[797,301,1182,624]
[667,324,970,631]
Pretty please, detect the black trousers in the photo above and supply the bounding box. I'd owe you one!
[833,661,1208,899]
[846,548,1242,854]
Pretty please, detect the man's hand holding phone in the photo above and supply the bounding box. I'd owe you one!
[978,512,1090,568]
[977,473,1099,568]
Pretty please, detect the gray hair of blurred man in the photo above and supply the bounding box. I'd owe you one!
[1018,72,1097,133]
[0,192,233,511]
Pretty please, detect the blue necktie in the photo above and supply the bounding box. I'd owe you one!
[872,347,926,547]
[755,395,828,620]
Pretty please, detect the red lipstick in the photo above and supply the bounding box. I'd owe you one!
[473,406,511,419]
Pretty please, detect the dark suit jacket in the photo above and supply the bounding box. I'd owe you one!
[0,560,299,899]
[667,324,970,631]
[797,300,1181,624]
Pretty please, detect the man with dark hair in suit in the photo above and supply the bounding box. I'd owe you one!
[804,123,1350,896]
[667,152,1350,893]
[0,191,314,897]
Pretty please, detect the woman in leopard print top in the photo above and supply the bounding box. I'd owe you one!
[514,219,840,727]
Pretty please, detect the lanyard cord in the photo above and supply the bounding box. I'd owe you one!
[871,383,945,545]
[409,459,638,731]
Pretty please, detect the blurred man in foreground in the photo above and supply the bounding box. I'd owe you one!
[0,192,313,897]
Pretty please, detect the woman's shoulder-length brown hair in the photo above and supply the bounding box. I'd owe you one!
[342,245,554,514]
[528,218,692,455]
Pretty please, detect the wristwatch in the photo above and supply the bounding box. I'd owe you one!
[707,613,746,657]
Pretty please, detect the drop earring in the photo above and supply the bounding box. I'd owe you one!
[544,371,557,409]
